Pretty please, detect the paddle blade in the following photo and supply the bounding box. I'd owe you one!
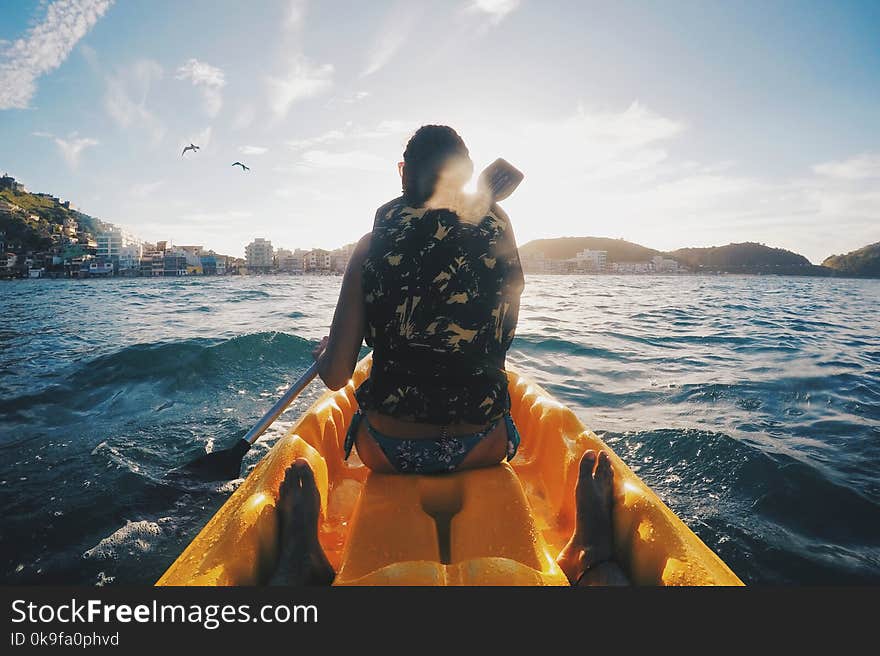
[181,439,251,481]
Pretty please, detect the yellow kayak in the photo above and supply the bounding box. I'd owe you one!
[157,355,743,586]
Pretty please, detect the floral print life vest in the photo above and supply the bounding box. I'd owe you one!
[355,196,525,425]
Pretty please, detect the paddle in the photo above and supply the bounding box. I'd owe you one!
[181,361,320,480]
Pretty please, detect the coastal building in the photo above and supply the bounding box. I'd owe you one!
[0,174,26,193]
[245,238,274,273]
[0,199,23,214]
[521,252,564,274]
[612,261,652,274]
[97,229,142,258]
[275,248,302,273]
[303,248,331,272]
[199,251,228,275]
[574,249,608,272]
[163,249,188,276]
[118,244,143,272]
[178,246,204,275]
[330,243,355,273]
[1,253,17,279]
[97,229,144,273]
[139,250,164,277]
[651,255,680,273]
[89,259,114,276]
[64,218,78,238]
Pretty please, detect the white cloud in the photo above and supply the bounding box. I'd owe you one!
[286,129,346,150]
[274,185,332,201]
[0,0,114,110]
[104,59,165,144]
[361,3,418,77]
[180,210,253,225]
[345,90,370,104]
[465,0,521,25]
[130,180,164,198]
[286,120,412,150]
[353,119,413,140]
[175,58,226,116]
[240,145,268,156]
[297,149,387,172]
[285,0,308,30]
[812,154,880,180]
[232,104,256,130]
[33,130,99,167]
[266,56,334,118]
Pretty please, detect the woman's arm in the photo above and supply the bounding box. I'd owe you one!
[314,233,372,390]
[491,204,524,348]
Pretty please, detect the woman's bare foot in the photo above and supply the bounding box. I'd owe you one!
[557,450,629,586]
[270,459,335,586]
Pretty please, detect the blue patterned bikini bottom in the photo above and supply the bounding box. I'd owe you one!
[343,410,521,474]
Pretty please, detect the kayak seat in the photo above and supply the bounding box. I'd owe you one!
[333,464,568,585]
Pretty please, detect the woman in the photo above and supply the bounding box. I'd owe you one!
[314,124,525,474]
[273,126,627,586]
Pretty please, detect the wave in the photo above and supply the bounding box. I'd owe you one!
[514,334,633,361]
[0,332,316,425]
[83,519,167,561]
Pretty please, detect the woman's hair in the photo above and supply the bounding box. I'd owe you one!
[402,125,473,207]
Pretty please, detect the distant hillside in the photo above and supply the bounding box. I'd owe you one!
[518,236,660,262]
[517,237,837,276]
[822,242,880,277]
[0,186,108,252]
[667,242,829,275]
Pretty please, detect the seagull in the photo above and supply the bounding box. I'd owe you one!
[231,161,250,172]
[181,143,200,156]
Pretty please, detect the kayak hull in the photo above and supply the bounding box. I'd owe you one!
[157,355,743,586]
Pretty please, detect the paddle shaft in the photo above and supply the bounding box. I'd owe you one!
[243,361,320,446]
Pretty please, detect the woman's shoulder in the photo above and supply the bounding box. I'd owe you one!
[373,196,406,225]
[482,202,514,237]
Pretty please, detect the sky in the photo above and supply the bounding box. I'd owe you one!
[1,0,879,263]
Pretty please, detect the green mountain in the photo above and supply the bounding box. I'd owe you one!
[667,242,829,275]
[517,237,834,275]
[0,185,108,252]
[518,236,660,262]
[822,242,880,277]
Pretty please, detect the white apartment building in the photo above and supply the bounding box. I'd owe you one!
[575,249,608,271]
[275,248,303,273]
[118,244,143,271]
[245,238,274,273]
[651,255,680,273]
[97,228,143,270]
[612,261,652,274]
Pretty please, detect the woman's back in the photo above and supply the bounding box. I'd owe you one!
[356,196,524,426]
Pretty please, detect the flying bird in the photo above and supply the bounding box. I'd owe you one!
[232,162,250,172]
[181,143,200,156]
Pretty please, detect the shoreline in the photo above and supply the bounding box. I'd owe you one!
[3,270,878,281]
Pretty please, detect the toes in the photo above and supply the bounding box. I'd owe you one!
[594,451,614,488]
[292,458,321,518]
[293,459,312,488]
[279,465,302,501]
[579,450,597,477]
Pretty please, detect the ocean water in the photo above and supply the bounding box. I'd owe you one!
[1,274,878,585]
